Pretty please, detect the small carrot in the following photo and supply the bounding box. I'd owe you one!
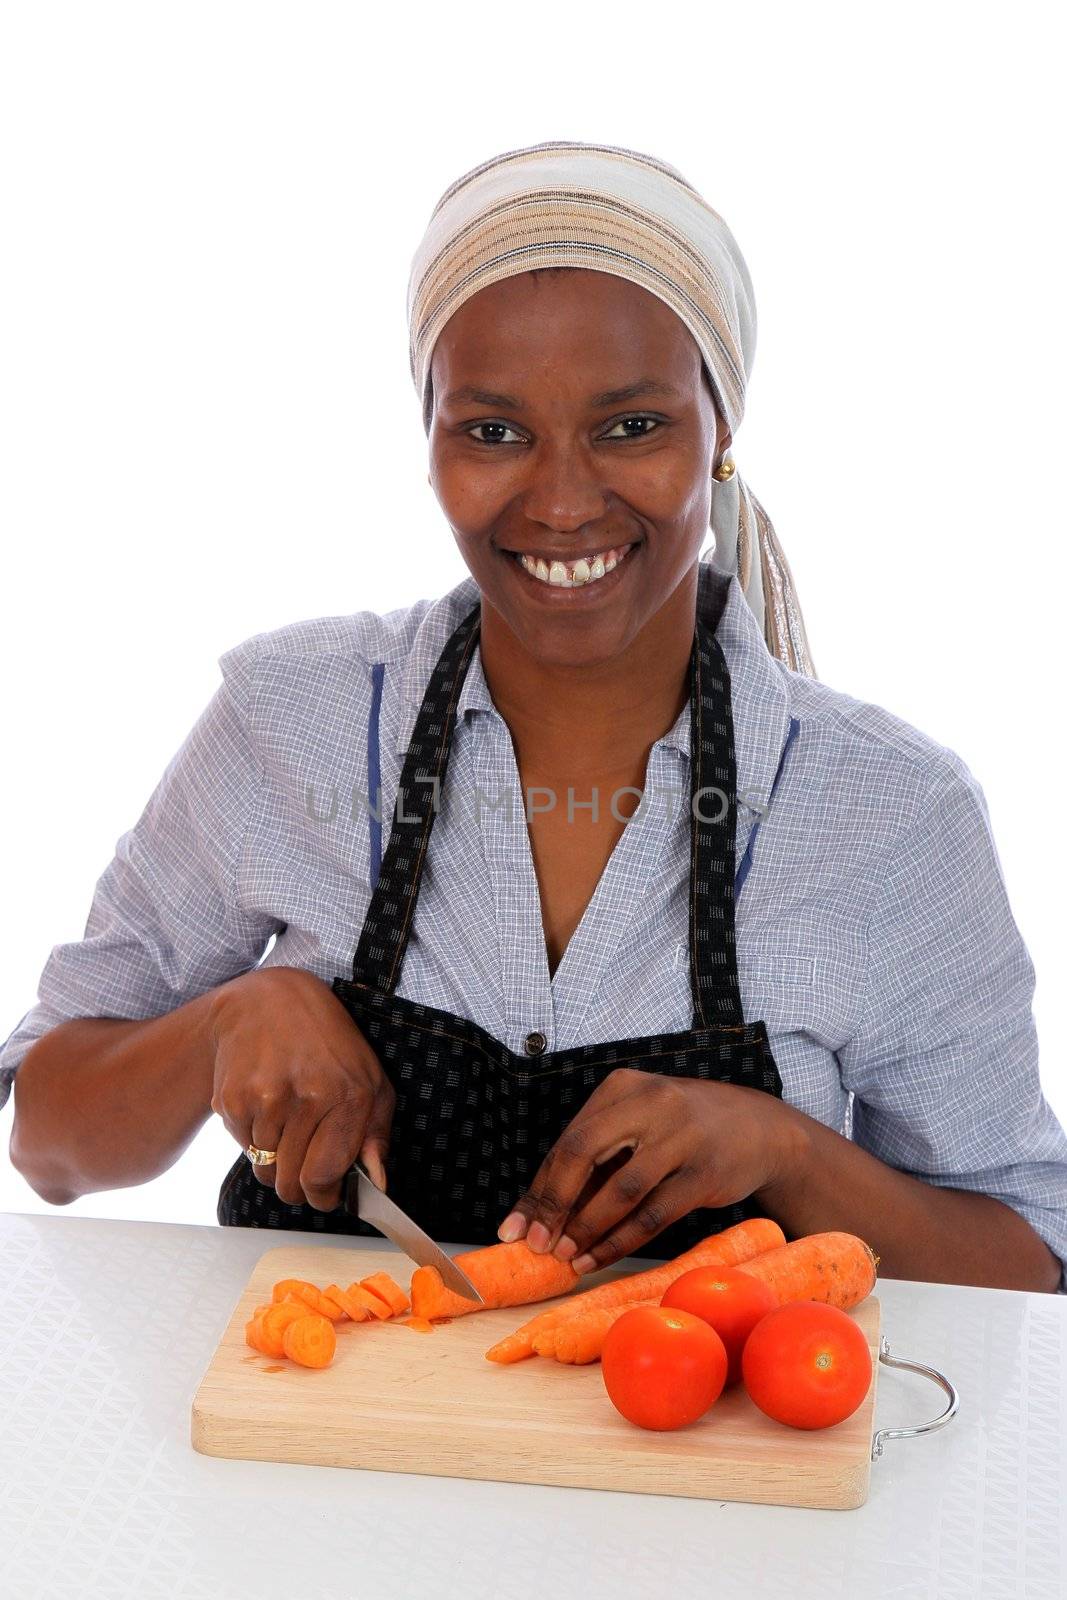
[359,1271,410,1316]
[484,1216,787,1362]
[735,1231,878,1311]
[282,1312,336,1369]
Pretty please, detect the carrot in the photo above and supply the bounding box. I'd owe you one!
[245,1316,270,1354]
[321,1284,353,1320]
[537,1298,661,1363]
[282,1312,336,1368]
[483,1217,786,1362]
[272,1278,317,1305]
[345,1282,394,1320]
[735,1231,878,1310]
[256,1300,311,1358]
[359,1271,410,1316]
[329,1285,372,1322]
[410,1238,600,1323]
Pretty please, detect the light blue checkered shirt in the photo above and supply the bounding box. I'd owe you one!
[3,557,1065,1290]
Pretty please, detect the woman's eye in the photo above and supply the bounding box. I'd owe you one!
[467,421,523,445]
[602,415,663,439]
[466,415,662,445]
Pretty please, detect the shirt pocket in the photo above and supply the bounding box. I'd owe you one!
[738,935,863,1050]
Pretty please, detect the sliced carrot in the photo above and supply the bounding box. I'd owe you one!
[279,1282,343,1321]
[403,1316,436,1333]
[245,1316,270,1354]
[256,1300,310,1358]
[483,1217,787,1362]
[735,1231,878,1311]
[359,1271,410,1316]
[320,1284,352,1320]
[282,1312,336,1368]
[272,1278,317,1305]
[329,1285,372,1322]
[345,1282,393,1320]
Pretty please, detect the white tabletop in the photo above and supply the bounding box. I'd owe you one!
[1,1212,1063,1600]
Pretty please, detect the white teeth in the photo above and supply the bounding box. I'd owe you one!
[518,544,634,588]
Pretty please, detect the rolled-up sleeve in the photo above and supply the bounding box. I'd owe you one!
[0,638,284,1114]
[838,759,1067,1293]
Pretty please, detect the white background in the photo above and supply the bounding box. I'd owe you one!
[1,0,1063,1227]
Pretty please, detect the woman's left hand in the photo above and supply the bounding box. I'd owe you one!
[496,1069,801,1273]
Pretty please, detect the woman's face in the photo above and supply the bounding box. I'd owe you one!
[427,268,731,668]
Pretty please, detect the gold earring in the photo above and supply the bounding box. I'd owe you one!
[713,454,736,482]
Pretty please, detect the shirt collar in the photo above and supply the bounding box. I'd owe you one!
[395,557,793,814]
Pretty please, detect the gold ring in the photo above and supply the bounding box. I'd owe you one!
[245,1144,278,1166]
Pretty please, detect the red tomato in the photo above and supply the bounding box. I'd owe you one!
[602,1305,728,1431]
[660,1266,778,1385]
[741,1301,873,1429]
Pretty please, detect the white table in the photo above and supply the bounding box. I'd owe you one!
[1,1212,1063,1600]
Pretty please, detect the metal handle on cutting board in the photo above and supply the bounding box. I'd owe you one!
[871,1334,959,1461]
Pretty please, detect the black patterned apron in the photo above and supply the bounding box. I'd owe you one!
[217,562,787,1258]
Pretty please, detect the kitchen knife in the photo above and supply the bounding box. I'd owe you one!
[344,1157,485,1303]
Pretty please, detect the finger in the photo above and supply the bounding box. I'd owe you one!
[358,1081,395,1192]
[558,1152,687,1270]
[565,1169,697,1275]
[501,1107,642,1250]
[248,1108,284,1188]
[272,1103,320,1208]
[300,1102,372,1212]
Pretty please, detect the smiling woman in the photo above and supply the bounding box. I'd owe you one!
[4,140,1066,1294]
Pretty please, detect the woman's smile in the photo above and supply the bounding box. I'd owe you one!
[501,538,642,599]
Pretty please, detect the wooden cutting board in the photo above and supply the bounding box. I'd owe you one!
[191,1244,882,1510]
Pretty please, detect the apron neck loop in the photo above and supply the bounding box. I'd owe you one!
[349,562,745,1031]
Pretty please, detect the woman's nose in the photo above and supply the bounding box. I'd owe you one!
[520,441,609,532]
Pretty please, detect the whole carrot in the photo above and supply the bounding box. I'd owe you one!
[484,1216,786,1363]
[535,1298,661,1363]
[534,1231,879,1366]
[736,1231,878,1310]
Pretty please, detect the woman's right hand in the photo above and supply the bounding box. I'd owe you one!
[207,965,396,1212]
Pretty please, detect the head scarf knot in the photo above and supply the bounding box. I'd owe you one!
[406,138,816,678]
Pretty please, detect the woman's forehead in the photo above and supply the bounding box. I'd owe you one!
[431,268,704,388]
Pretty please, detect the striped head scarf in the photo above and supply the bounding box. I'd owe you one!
[406,139,817,678]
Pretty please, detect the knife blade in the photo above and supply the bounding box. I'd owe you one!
[344,1157,485,1303]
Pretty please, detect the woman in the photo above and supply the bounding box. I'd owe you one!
[4,141,1065,1291]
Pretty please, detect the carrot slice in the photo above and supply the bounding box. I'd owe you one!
[257,1300,310,1358]
[329,1285,372,1322]
[272,1278,317,1305]
[345,1282,393,1320]
[245,1316,270,1353]
[320,1284,352,1320]
[279,1282,343,1321]
[483,1217,787,1361]
[359,1271,410,1316]
[735,1231,878,1310]
[282,1312,336,1368]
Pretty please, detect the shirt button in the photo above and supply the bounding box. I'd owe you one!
[524,1031,547,1056]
